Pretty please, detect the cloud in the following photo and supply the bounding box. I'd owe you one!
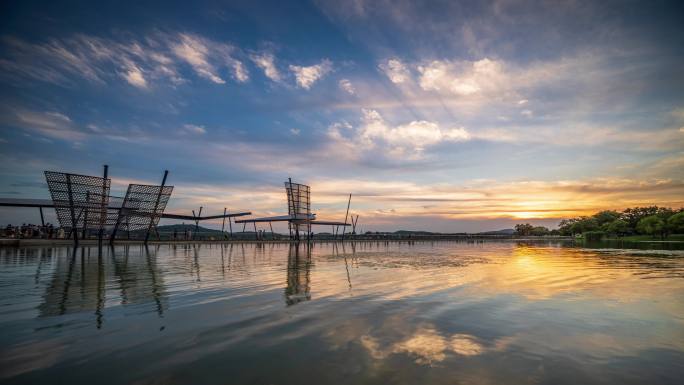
[0,33,253,88]
[171,34,227,84]
[379,58,410,84]
[12,109,85,141]
[182,124,207,134]
[232,60,249,83]
[289,59,332,89]
[339,78,355,94]
[0,35,192,88]
[250,52,281,82]
[290,128,301,135]
[121,60,147,88]
[328,109,470,159]
[417,58,505,96]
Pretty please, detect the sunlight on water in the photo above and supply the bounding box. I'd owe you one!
[0,241,683,384]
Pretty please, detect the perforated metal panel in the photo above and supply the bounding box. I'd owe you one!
[284,181,310,217]
[116,184,173,232]
[44,171,110,230]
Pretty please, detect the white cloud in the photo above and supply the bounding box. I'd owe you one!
[328,109,470,158]
[231,60,249,83]
[339,78,355,94]
[520,109,533,117]
[183,124,207,134]
[13,109,85,141]
[0,35,185,88]
[289,59,333,89]
[290,128,301,135]
[379,58,410,84]
[417,58,506,96]
[518,99,528,105]
[171,34,226,84]
[250,52,281,82]
[122,61,147,88]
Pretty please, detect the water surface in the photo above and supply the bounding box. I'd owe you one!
[1,241,683,384]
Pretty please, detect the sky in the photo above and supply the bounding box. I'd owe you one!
[0,0,683,232]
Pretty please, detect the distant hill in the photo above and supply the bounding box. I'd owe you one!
[478,229,515,235]
[156,224,223,234]
[394,230,440,235]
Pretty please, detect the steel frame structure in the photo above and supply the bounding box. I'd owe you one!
[1,166,252,245]
[235,178,352,241]
[44,168,110,246]
[110,175,174,244]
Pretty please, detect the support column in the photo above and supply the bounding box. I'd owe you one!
[221,208,227,239]
[145,170,168,244]
[99,165,108,248]
[66,174,78,247]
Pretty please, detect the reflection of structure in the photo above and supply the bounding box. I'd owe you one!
[37,246,168,328]
[285,243,312,306]
[236,178,352,240]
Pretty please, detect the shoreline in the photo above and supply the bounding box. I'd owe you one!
[0,236,574,247]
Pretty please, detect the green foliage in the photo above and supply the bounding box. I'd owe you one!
[593,210,621,226]
[514,223,534,236]
[584,231,605,241]
[667,212,684,234]
[606,219,629,236]
[636,215,665,238]
[530,226,549,236]
[513,224,550,236]
[559,206,683,237]
[620,206,673,230]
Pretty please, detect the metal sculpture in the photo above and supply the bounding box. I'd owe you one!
[44,169,110,245]
[110,171,173,244]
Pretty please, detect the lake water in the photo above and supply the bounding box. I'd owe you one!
[1,241,683,384]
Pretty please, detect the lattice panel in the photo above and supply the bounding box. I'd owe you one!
[44,171,111,230]
[285,181,310,217]
[116,184,173,231]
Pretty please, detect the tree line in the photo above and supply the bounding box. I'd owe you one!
[515,206,684,239]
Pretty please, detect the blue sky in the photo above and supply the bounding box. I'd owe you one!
[1,0,683,232]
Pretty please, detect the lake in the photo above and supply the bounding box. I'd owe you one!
[1,241,683,384]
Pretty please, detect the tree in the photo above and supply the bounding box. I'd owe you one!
[558,218,579,235]
[636,215,665,239]
[667,212,684,234]
[568,217,599,235]
[530,226,549,236]
[514,223,534,236]
[606,219,629,237]
[593,210,621,226]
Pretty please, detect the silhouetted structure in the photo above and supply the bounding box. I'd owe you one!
[44,168,111,246]
[0,165,250,244]
[110,171,173,244]
[236,178,351,241]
